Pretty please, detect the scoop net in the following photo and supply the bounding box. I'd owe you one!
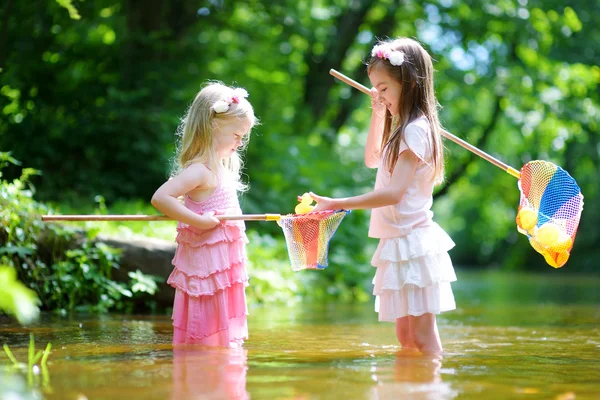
[516,161,583,268]
[277,210,350,271]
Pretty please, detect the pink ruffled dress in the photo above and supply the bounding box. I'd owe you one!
[167,168,249,347]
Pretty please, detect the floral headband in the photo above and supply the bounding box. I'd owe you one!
[371,44,405,66]
[212,88,249,114]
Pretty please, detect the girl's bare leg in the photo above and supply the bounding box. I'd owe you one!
[409,313,443,354]
[395,316,417,349]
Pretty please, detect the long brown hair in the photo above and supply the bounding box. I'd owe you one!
[367,38,445,184]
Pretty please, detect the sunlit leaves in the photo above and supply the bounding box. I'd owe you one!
[1,0,598,275]
[55,0,81,20]
[563,7,582,33]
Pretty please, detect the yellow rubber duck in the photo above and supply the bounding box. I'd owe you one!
[543,250,570,269]
[516,206,538,232]
[295,193,315,214]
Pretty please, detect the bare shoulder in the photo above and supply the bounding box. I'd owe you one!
[177,162,216,188]
[154,163,215,200]
[181,162,211,177]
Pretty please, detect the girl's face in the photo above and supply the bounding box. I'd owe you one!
[213,117,252,159]
[368,65,402,116]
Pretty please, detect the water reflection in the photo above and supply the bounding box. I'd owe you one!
[172,346,249,400]
[371,351,456,400]
[0,272,598,399]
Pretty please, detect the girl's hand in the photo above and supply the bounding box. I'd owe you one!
[195,211,221,230]
[370,88,386,117]
[309,192,339,212]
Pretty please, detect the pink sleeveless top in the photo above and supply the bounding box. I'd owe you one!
[170,166,248,283]
[177,167,246,235]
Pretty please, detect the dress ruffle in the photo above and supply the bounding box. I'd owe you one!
[374,282,456,321]
[373,251,456,290]
[176,222,247,247]
[371,223,457,321]
[173,232,248,278]
[371,222,455,263]
[168,262,249,297]
[172,283,248,346]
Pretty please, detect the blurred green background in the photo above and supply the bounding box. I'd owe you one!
[1,0,598,316]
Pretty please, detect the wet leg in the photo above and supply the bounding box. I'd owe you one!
[395,316,417,349]
[409,313,443,354]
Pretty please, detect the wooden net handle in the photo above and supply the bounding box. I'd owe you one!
[329,69,521,179]
[41,214,281,222]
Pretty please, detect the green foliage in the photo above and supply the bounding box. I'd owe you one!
[55,0,81,20]
[245,231,303,305]
[0,0,598,275]
[48,241,130,313]
[46,198,178,241]
[128,269,159,296]
[0,154,159,314]
[244,229,372,306]
[0,266,39,325]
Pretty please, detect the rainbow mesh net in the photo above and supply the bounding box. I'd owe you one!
[516,161,583,268]
[277,210,350,271]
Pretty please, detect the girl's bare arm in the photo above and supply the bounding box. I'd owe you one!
[151,163,220,229]
[312,150,419,210]
[364,88,386,168]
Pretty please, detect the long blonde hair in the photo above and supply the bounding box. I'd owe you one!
[367,37,445,184]
[174,82,257,191]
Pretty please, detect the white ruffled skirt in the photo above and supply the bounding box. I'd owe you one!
[371,222,457,321]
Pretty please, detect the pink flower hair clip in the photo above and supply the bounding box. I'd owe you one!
[371,44,405,66]
[212,88,249,114]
